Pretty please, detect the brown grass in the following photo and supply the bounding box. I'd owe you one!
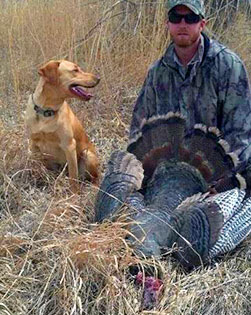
[0,1,250,314]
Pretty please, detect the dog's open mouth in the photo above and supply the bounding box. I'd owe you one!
[69,85,93,101]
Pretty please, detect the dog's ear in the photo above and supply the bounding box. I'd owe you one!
[38,61,60,85]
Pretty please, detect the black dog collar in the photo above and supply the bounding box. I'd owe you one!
[32,94,56,117]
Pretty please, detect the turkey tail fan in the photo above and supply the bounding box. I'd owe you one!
[127,112,186,161]
[128,111,246,191]
[212,173,247,193]
[95,151,144,222]
[185,126,240,183]
[128,112,187,182]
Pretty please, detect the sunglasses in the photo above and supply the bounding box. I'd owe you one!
[168,11,201,24]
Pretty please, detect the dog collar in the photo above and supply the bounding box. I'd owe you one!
[32,94,57,117]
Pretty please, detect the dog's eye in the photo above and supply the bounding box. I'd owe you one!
[73,68,79,73]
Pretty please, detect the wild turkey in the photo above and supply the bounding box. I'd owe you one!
[95,112,251,269]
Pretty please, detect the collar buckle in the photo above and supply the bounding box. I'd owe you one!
[32,94,56,117]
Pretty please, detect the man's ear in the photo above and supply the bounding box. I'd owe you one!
[200,19,206,31]
[165,20,169,30]
[38,61,60,85]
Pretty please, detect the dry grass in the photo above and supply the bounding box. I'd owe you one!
[0,1,250,314]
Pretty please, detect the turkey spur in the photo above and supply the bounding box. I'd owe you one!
[95,112,251,268]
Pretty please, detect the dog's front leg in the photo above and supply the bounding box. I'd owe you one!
[63,139,79,193]
[30,139,40,154]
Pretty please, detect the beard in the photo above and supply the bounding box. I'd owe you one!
[170,29,200,47]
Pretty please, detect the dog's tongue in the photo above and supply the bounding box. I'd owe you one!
[70,86,93,100]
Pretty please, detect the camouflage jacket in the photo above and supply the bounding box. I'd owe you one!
[129,33,251,168]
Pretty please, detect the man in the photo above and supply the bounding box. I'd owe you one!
[129,0,251,171]
[95,2,250,308]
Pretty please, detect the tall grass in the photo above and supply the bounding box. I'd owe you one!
[0,0,166,118]
[0,1,250,119]
[0,1,250,314]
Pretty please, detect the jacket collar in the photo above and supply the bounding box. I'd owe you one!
[162,33,226,69]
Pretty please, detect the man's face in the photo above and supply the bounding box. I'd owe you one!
[166,5,206,47]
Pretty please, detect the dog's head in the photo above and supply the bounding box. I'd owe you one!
[38,60,100,101]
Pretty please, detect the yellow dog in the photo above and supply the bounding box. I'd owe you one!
[25,60,100,191]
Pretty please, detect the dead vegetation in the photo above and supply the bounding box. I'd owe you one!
[0,1,250,314]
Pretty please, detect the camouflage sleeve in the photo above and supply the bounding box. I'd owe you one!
[218,52,251,168]
[129,67,157,140]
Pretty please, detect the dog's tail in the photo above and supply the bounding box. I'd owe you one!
[79,148,99,184]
